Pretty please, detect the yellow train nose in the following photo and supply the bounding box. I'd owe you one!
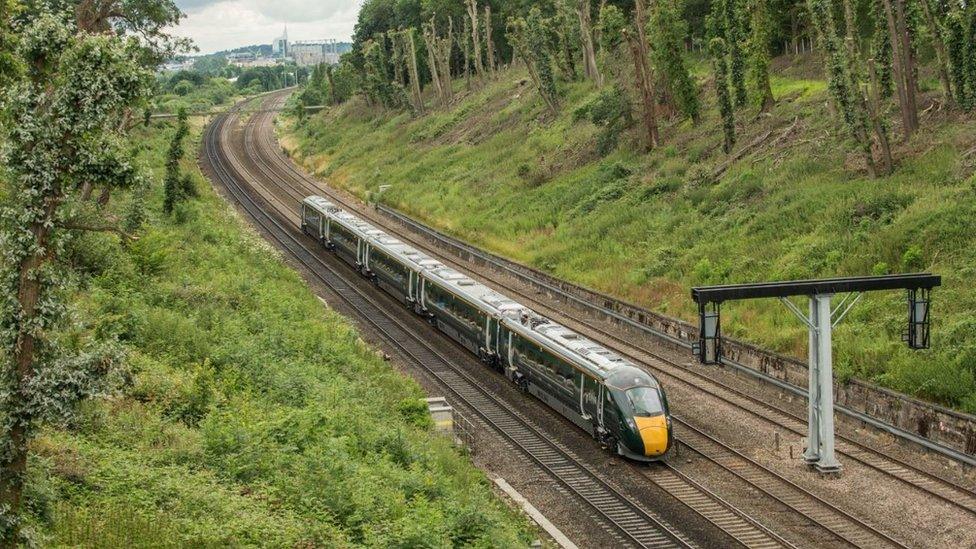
[634,416,669,457]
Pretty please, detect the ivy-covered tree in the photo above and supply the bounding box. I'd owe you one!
[709,36,737,153]
[0,9,158,540]
[163,108,190,215]
[722,0,749,107]
[648,0,702,122]
[748,0,775,112]
[508,10,560,114]
[808,0,884,175]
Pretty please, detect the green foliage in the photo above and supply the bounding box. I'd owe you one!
[709,37,737,153]
[0,11,155,540]
[597,3,627,52]
[648,0,702,122]
[162,109,189,215]
[720,0,748,107]
[575,86,633,155]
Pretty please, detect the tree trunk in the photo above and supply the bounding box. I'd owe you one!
[1,195,57,540]
[920,0,953,103]
[881,0,919,138]
[484,5,497,76]
[422,22,445,105]
[578,0,603,86]
[627,29,659,150]
[406,30,425,114]
[466,0,485,80]
[868,58,894,174]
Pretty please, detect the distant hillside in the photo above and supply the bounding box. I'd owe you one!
[282,57,976,414]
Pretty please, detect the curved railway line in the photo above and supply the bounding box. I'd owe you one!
[227,99,801,549]
[203,92,948,548]
[204,103,737,549]
[246,94,976,516]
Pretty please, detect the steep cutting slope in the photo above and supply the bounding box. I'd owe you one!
[282,59,976,413]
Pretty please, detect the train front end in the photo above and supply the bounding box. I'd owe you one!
[608,370,673,461]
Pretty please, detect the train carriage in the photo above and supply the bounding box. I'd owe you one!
[305,196,672,461]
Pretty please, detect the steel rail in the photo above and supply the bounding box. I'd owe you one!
[204,111,697,549]
[236,96,905,548]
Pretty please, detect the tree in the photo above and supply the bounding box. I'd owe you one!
[484,4,497,76]
[721,0,749,107]
[880,0,920,137]
[648,0,702,122]
[748,0,775,112]
[0,9,157,540]
[422,16,454,106]
[163,108,190,214]
[578,0,603,86]
[507,13,559,114]
[628,0,660,150]
[466,0,485,79]
[710,36,736,153]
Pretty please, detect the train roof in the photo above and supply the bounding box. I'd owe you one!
[507,313,658,385]
[302,196,337,214]
[314,197,659,387]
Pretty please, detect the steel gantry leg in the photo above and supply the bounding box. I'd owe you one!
[813,294,841,473]
[803,297,821,464]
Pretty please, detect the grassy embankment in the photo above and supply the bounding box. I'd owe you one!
[282,56,976,413]
[12,84,533,546]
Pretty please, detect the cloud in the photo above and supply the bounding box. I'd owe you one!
[170,0,365,54]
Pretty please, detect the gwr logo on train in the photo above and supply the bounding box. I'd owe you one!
[302,196,674,460]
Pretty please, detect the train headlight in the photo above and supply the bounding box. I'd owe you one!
[625,418,636,431]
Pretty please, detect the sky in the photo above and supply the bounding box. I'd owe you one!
[170,0,366,55]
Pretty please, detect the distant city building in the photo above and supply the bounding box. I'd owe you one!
[227,52,256,63]
[272,26,289,57]
[161,59,194,72]
[291,39,341,67]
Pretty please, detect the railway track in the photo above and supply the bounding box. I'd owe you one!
[232,93,929,546]
[205,107,705,549]
[230,98,798,549]
[225,93,914,547]
[244,94,976,524]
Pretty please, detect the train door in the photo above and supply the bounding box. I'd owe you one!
[356,239,365,269]
[580,375,598,422]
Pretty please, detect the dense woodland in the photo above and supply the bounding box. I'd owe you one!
[297,0,976,174]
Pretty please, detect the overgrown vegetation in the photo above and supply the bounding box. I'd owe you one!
[0,94,534,548]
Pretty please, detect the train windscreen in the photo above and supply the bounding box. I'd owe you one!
[625,387,664,417]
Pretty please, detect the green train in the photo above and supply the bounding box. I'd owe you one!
[303,196,673,460]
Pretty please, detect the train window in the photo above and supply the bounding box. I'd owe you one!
[625,387,664,417]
